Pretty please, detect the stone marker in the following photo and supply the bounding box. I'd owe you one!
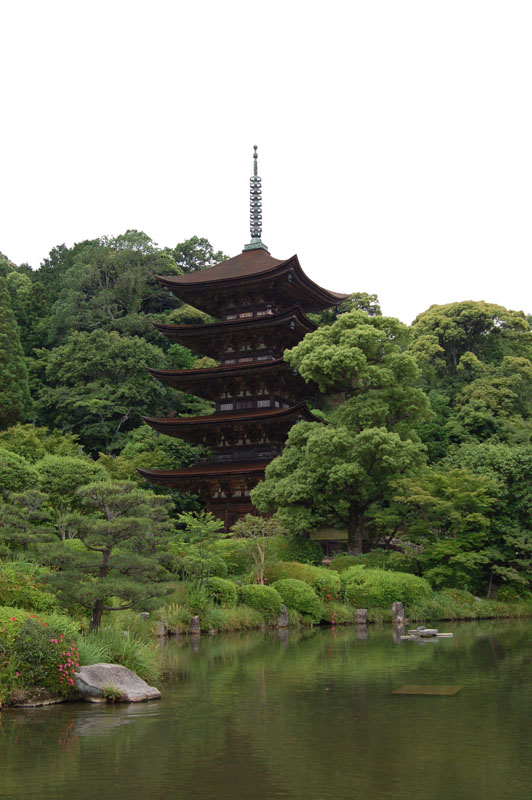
[153,621,166,637]
[74,663,161,703]
[356,608,368,625]
[138,612,150,621]
[189,615,201,634]
[277,604,289,628]
[391,601,405,624]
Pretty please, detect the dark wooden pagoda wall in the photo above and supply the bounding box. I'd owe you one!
[144,257,336,530]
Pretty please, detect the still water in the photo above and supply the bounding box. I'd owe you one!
[1,621,531,800]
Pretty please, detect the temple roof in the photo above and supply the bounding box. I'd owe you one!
[152,304,317,356]
[138,460,269,485]
[142,402,319,441]
[156,251,348,316]
[163,249,284,284]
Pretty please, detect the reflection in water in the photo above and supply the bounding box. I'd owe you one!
[1,621,531,800]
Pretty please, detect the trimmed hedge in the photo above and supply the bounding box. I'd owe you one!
[238,584,283,620]
[263,561,341,600]
[205,577,238,607]
[329,555,359,573]
[343,568,432,608]
[272,579,322,622]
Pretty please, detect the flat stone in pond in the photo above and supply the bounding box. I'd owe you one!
[74,663,161,703]
[392,685,463,696]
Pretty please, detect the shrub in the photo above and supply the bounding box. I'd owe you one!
[10,617,80,697]
[212,538,255,575]
[263,561,341,600]
[350,549,419,574]
[339,565,368,589]
[238,584,283,620]
[440,588,478,604]
[206,577,238,607]
[343,568,432,608]
[329,555,359,573]
[168,542,228,579]
[0,562,57,612]
[322,601,357,625]
[156,602,191,632]
[202,605,265,632]
[0,606,30,645]
[272,579,322,622]
[496,585,522,603]
[185,581,210,613]
[268,535,323,565]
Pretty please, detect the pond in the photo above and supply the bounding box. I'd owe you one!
[1,620,531,800]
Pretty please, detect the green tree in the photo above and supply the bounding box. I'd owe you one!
[0,448,38,498]
[0,424,82,463]
[41,481,174,631]
[44,231,181,344]
[285,310,430,438]
[36,455,108,539]
[164,235,227,274]
[411,301,532,384]
[0,277,31,428]
[31,330,172,453]
[0,490,52,552]
[252,424,424,553]
[445,443,532,592]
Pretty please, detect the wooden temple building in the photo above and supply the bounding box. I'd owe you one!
[139,148,348,529]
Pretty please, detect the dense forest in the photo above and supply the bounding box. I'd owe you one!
[1,230,532,603]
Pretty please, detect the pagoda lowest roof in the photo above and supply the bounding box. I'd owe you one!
[156,249,349,314]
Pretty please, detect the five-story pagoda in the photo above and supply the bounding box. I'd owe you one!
[139,148,348,529]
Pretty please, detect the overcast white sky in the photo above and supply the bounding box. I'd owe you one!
[1,0,531,323]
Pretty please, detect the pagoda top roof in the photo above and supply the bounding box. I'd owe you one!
[156,250,348,314]
[164,248,284,285]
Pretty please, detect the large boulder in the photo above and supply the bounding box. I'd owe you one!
[74,663,160,703]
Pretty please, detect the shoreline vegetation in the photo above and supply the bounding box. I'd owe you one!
[2,559,531,709]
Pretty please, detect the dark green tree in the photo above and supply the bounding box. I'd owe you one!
[31,330,173,453]
[0,490,52,552]
[0,277,31,428]
[253,424,424,553]
[41,481,174,631]
[164,235,227,274]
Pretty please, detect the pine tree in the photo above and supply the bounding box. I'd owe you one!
[0,277,31,428]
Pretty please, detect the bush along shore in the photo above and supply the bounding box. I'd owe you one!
[2,555,532,708]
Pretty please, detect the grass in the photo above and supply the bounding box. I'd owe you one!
[77,627,160,683]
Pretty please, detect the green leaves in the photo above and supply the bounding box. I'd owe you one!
[0,277,31,429]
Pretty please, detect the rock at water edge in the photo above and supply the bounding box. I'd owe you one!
[74,663,161,703]
[189,615,201,634]
[356,608,368,625]
[391,602,405,624]
[277,604,289,628]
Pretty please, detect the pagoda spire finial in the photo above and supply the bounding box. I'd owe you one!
[244,145,269,253]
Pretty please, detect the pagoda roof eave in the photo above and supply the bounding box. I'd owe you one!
[142,402,319,427]
[156,253,348,311]
[152,303,316,339]
[138,461,269,482]
[142,402,321,436]
[147,358,290,381]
